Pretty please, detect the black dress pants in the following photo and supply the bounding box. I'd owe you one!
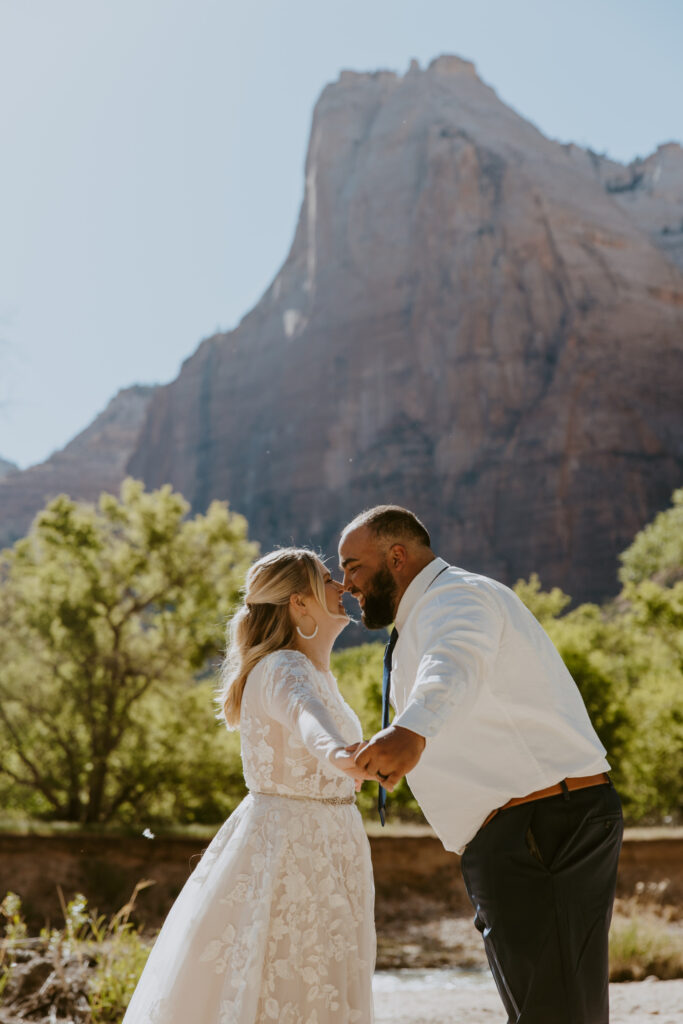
[460,782,623,1024]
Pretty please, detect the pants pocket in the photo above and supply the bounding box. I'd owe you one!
[585,812,623,827]
[525,824,545,867]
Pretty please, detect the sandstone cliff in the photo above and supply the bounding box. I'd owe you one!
[566,141,683,271]
[0,386,156,548]
[4,57,682,602]
[126,56,683,602]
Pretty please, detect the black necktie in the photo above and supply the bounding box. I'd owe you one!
[378,626,399,826]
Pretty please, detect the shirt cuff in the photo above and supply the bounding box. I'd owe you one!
[393,702,444,738]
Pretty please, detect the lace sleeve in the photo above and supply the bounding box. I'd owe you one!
[262,652,352,771]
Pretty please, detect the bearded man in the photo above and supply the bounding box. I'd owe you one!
[338,505,623,1024]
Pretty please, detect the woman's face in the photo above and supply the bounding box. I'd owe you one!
[320,566,348,621]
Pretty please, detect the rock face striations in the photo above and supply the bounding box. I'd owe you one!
[127,57,683,602]
[0,386,156,548]
[565,141,683,272]
[5,58,683,601]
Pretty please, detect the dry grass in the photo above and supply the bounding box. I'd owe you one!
[0,886,153,1022]
[609,899,683,981]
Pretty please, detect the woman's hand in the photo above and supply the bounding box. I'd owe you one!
[352,725,426,790]
[331,743,367,789]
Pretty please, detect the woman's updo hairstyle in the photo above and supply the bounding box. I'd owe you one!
[218,548,328,728]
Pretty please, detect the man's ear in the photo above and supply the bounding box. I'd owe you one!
[388,543,407,572]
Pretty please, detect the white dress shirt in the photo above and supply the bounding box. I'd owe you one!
[391,557,610,853]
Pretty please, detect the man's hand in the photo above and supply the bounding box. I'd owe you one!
[352,725,426,790]
[331,743,367,790]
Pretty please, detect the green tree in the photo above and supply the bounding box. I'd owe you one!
[0,479,257,824]
[618,487,683,585]
[513,488,683,823]
[511,573,571,626]
[611,579,683,819]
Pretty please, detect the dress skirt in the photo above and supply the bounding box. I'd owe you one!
[122,792,376,1024]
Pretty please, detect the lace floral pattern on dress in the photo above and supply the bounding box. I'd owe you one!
[123,649,375,1024]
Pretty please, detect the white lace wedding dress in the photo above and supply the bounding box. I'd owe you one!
[122,649,376,1024]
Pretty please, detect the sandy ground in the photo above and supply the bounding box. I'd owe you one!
[373,978,683,1023]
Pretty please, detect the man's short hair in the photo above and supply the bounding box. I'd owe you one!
[343,505,431,547]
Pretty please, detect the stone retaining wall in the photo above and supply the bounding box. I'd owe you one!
[2,829,681,932]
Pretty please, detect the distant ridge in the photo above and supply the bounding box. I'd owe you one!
[0,457,18,480]
[0,386,157,547]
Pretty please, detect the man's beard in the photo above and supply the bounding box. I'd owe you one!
[361,564,398,630]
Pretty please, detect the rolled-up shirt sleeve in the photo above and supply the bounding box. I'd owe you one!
[393,586,503,738]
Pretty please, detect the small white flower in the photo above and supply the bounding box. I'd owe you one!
[200,939,222,962]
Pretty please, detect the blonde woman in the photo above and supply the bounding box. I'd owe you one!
[122,548,375,1024]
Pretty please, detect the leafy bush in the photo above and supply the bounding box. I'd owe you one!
[0,480,256,824]
[618,487,683,586]
[0,891,27,1000]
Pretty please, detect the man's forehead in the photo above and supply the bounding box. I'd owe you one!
[339,524,369,544]
[338,524,375,561]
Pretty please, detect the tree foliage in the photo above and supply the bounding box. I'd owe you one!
[0,480,256,824]
[0,480,680,829]
[618,487,683,586]
[512,489,683,823]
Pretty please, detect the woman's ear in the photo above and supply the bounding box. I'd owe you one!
[289,592,307,614]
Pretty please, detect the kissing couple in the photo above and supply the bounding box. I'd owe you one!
[122,505,623,1024]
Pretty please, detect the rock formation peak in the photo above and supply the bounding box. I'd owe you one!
[123,58,683,603]
[428,54,477,76]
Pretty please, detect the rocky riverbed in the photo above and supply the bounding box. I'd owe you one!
[373,975,683,1023]
[2,827,681,1020]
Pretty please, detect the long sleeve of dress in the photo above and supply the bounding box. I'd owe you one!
[263,653,352,773]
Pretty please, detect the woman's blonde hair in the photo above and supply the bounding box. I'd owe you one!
[218,547,330,729]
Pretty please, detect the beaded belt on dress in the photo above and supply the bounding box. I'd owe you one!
[250,790,355,806]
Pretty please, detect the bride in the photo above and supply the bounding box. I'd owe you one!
[122,548,375,1024]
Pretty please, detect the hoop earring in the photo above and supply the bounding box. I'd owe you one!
[296,620,319,640]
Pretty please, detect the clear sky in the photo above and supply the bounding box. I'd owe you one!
[1,0,681,468]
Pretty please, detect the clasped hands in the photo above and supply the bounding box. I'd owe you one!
[331,726,426,791]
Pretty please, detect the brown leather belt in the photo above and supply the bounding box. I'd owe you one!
[481,772,610,830]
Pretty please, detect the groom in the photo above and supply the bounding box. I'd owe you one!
[338,505,623,1024]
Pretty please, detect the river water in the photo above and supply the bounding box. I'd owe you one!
[373,967,495,993]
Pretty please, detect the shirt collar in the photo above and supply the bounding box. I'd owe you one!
[395,556,449,633]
